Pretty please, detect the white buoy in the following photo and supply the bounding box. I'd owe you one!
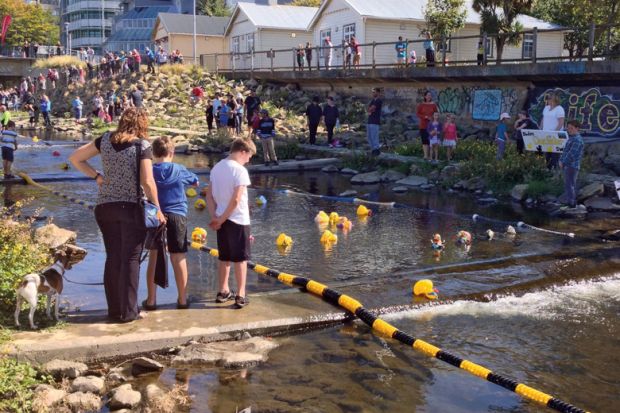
[472,214,479,222]
[517,221,526,228]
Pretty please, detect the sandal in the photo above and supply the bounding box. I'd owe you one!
[141,299,157,311]
[177,299,190,310]
[234,295,249,309]
[215,290,235,303]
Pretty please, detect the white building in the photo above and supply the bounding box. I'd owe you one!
[307,0,564,67]
[60,0,123,53]
[223,1,317,70]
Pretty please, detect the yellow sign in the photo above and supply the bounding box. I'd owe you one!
[521,129,568,153]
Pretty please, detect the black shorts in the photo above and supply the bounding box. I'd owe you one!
[420,129,430,145]
[164,213,188,253]
[216,219,251,262]
[227,118,236,128]
[1,147,14,162]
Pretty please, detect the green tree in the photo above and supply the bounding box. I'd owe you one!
[424,0,467,39]
[291,0,323,6]
[472,0,533,62]
[533,0,620,58]
[0,0,59,46]
[197,0,231,16]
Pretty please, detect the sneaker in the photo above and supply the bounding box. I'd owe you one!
[264,161,270,167]
[216,290,235,303]
[234,295,249,308]
[371,149,380,156]
[272,160,279,166]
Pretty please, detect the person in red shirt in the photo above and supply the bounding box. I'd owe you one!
[190,86,204,105]
[442,113,458,162]
[416,90,439,161]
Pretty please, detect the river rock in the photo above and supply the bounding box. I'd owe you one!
[71,376,105,395]
[64,391,102,412]
[463,176,486,191]
[603,154,620,174]
[131,357,164,376]
[577,182,604,202]
[144,383,165,402]
[584,197,620,211]
[321,165,339,173]
[34,224,77,250]
[395,175,428,187]
[109,384,141,410]
[477,197,498,204]
[42,359,88,379]
[511,184,528,202]
[274,385,322,404]
[392,186,409,193]
[351,171,382,184]
[440,164,459,181]
[380,170,406,182]
[32,384,66,410]
[420,183,436,190]
[172,336,279,368]
[339,190,357,197]
[340,168,359,175]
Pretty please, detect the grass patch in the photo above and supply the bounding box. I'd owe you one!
[0,356,53,413]
[33,55,86,69]
[341,152,379,171]
[526,178,563,198]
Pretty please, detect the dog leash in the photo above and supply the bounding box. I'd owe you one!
[60,274,104,286]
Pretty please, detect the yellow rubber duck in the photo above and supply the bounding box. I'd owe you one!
[356,205,372,217]
[315,210,329,224]
[329,211,340,226]
[194,198,206,210]
[337,217,353,231]
[256,195,267,206]
[320,229,338,244]
[60,162,70,170]
[276,233,293,247]
[191,227,207,243]
[413,279,439,300]
[32,136,39,142]
[186,187,198,197]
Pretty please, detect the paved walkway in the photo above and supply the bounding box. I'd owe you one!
[6,293,345,363]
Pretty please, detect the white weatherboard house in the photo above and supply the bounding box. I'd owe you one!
[224,2,318,70]
[307,0,564,67]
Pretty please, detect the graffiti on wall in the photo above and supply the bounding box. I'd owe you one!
[529,87,620,137]
[417,86,521,119]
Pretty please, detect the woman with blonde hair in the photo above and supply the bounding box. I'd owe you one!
[540,92,565,169]
[70,108,165,323]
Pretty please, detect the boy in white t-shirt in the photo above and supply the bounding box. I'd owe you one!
[206,138,256,308]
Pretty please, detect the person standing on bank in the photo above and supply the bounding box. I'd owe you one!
[367,88,383,156]
[305,96,323,145]
[477,41,485,65]
[540,93,565,169]
[69,108,166,322]
[324,37,333,70]
[513,110,535,155]
[305,42,313,70]
[206,138,257,309]
[416,91,439,160]
[559,120,584,208]
[296,44,305,71]
[323,96,340,147]
[423,32,436,67]
[257,109,278,166]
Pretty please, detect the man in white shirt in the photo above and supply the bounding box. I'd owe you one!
[206,138,256,308]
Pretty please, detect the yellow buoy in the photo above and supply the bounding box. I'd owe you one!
[191,227,207,243]
[320,229,338,244]
[186,187,198,197]
[329,211,340,225]
[276,233,293,247]
[194,198,206,210]
[315,210,329,224]
[356,205,371,217]
[32,136,39,142]
[413,279,438,300]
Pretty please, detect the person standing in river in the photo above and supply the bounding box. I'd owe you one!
[69,108,166,322]
[559,120,584,208]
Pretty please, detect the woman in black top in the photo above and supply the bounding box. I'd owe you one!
[305,42,313,71]
[206,99,214,133]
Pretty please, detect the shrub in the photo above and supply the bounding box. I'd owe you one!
[0,356,53,413]
[526,179,563,198]
[33,55,86,69]
[394,142,424,157]
[0,209,49,320]
[159,64,189,76]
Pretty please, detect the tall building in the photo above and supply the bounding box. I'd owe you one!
[59,0,123,53]
[103,0,193,52]
[25,0,61,18]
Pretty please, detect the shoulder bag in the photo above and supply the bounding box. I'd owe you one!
[135,141,160,229]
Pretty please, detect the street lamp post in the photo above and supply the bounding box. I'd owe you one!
[193,0,197,64]
[64,22,70,55]
[101,0,105,52]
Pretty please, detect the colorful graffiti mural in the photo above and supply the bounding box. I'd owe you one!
[528,87,620,137]
[418,87,521,119]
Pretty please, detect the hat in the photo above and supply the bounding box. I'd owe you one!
[500,113,511,120]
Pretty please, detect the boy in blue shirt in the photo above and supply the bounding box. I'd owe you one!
[496,113,511,160]
[144,136,199,310]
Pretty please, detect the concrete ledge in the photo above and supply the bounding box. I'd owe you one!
[6,295,346,363]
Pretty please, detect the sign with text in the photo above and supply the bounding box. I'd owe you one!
[615,179,620,201]
[522,129,568,153]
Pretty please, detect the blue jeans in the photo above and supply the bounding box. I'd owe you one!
[74,108,82,120]
[563,166,578,207]
[367,123,380,150]
[496,139,505,160]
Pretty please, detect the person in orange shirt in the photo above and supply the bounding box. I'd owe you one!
[416,91,439,160]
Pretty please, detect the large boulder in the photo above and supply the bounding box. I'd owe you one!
[34,224,77,250]
[380,170,406,182]
[71,376,105,395]
[41,359,88,379]
[584,197,620,211]
[577,182,604,202]
[395,175,428,187]
[603,155,620,174]
[64,391,103,412]
[439,164,459,182]
[350,171,382,185]
[131,357,164,376]
[32,384,66,411]
[108,384,142,410]
[172,336,279,368]
[511,184,529,202]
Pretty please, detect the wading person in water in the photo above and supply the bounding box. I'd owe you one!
[69,108,166,323]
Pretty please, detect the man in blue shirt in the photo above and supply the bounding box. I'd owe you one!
[395,36,407,66]
[559,119,585,208]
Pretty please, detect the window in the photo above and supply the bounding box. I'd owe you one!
[485,38,494,57]
[232,36,240,54]
[246,33,255,52]
[522,33,534,59]
[319,28,331,58]
[343,24,355,42]
[437,37,452,53]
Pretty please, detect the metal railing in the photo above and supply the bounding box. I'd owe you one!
[0,45,66,59]
[200,23,620,74]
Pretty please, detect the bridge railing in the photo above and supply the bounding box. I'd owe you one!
[0,45,66,59]
[200,23,620,74]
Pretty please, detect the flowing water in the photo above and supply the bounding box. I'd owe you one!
[3,140,619,412]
